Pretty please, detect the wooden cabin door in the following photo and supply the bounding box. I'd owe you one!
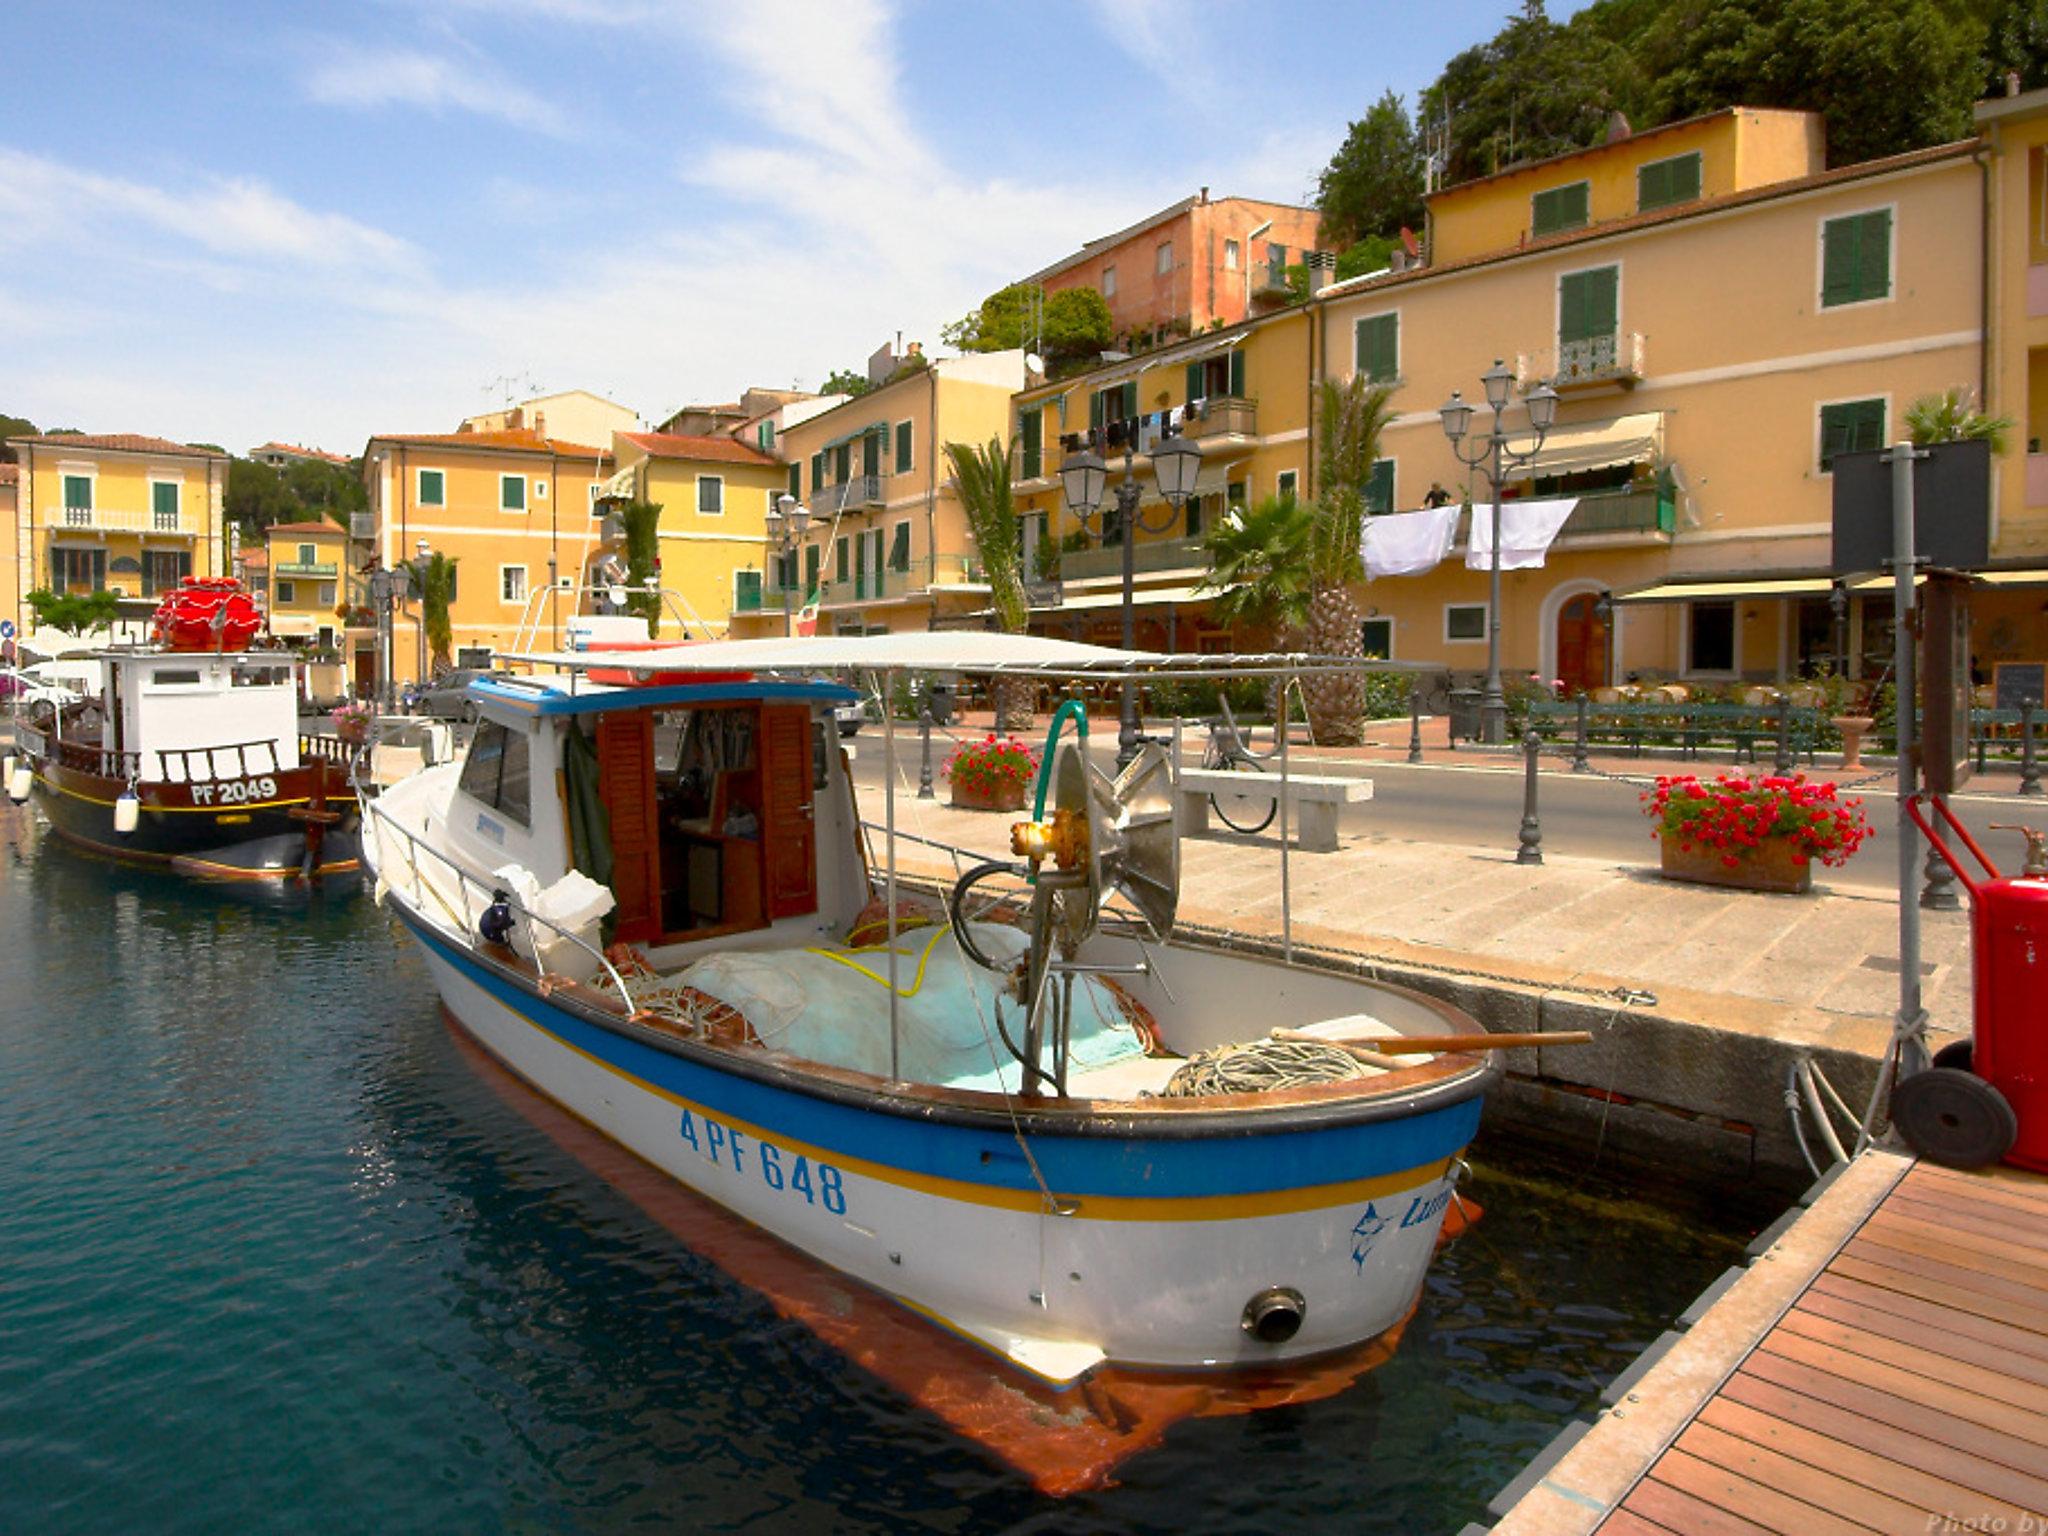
[596,710,662,942]
[760,705,817,919]
[1556,593,1609,696]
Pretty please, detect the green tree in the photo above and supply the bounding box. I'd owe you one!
[25,588,120,636]
[1334,235,1398,284]
[0,413,37,458]
[944,284,1113,374]
[225,458,298,536]
[1980,0,2048,94]
[944,437,1033,728]
[1905,387,2014,454]
[282,457,366,518]
[1317,91,1427,247]
[615,499,664,636]
[1200,495,1314,641]
[819,368,875,398]
[406,553,460,674]
[1298,377,1397,745]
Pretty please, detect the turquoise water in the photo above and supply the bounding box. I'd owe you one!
[0,806,1759,1534]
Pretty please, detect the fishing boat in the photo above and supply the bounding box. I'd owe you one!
[358,632,1500,1471]
[5,577,362,881]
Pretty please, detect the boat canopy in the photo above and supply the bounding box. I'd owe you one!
[507,631,1429,680]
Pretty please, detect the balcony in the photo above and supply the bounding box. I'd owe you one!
[51,506,196,536]
[1515,332,1646,391]
[349,512,376,541]
[1185,396,1257,442]
[1057,534,1208,583]
[274,560,338,578]
[811,474,885,516]
[1557,486,1673,537]
[1254,260,1294,299]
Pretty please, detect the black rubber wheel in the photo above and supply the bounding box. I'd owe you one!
[1209,758,1277,835]
[1931,1039,1975,1074]
[1892,1066,2017,1170]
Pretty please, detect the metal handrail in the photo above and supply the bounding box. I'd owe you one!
[358,789,638,1010]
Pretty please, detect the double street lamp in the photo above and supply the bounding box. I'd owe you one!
[765,493,813,637]
[1440,360,1560,744]
[1058,426,1204,767]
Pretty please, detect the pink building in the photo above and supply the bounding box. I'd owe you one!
[1024,189,1324,345]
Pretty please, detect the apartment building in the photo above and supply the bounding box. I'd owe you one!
[731,351,1026,636]
[359,428,612,684]
[461,389,638,450]
[1009,309,1313,650]
[598,430,786,634]
[1306,103,2045,689]
[4,432,228,644]
[263,519,352,650]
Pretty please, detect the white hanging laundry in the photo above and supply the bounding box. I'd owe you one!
[1362,504,1461,579]
[1464,497,1580,570]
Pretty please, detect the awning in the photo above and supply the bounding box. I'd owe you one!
[267,612,321,636]
[1521,412,1661,478]
[1036,583,1222,614]
[819,420,890,453]
[1974,566,2048,587]
[1615,573,1836,604]
[1848,573,1928,592]
[1079,330,1251,393]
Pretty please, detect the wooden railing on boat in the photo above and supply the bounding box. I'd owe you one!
[151,738,288,783]
[52,737,143,781]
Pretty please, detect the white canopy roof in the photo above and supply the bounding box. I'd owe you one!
[1525,412,1662,478]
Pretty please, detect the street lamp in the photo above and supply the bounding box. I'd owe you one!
[413,537,433,684]
[1059,421,1204,766]
[366,558,412,711]
[765,492,812,637]
[1828,580,1850,678]
[1440,361,1559,743]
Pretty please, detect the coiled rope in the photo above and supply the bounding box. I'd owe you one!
[1158,1038,1375,1098]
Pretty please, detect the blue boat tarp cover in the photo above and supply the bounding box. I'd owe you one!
[671,924,1147,1093]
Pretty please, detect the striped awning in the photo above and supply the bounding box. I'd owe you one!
[1614,574,1836,604]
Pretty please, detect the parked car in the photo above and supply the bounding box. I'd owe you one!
[834,699,866,737]
[414,668,511,720]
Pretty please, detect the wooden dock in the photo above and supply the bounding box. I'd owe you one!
[1481,1150,2048,1535]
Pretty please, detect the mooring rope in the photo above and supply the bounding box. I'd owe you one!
[1159,1037,1375,1097]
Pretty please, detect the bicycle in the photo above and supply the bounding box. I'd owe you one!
[1199,698,1283,835]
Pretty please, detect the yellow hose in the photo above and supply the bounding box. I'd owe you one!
[804,924,952,998]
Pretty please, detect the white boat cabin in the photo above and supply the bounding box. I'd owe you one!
[100,650,303,784]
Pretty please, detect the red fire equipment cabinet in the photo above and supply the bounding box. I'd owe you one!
[1899,797,2048,1172]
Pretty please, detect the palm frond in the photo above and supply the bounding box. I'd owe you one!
[944,437,1027,634]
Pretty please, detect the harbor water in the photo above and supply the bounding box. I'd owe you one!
[0,807,1764,1534]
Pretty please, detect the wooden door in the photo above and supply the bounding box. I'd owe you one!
[1556,594,1609,695]
[759,705,817,920]
[596,710,663,942]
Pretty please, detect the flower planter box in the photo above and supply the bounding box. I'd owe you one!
[1659,832,1812,894]
[949,780,1028,812]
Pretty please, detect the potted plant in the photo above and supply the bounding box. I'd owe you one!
[330,700,374,747]
[1640,773,1872,893]
[943,734,1039,812]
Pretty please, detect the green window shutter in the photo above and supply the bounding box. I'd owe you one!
[1185,361,1203,402]
[501,475,525,510]
[1356,315,1398,383]
[1186,494,1203,538]
[1858,209,1892,302]
[1122,381,1138,420]
[1020,409,1042,479]
[736,570,761,606]
[1090,390,1106,430]
[835,537,848,583]
[810,453,823,492]
[889,523,910,571]
[1559,267,1618,346]
[63,475,91,510]
[1227,350,1245,398]
[787,464,799,499]
[1637,153,1701,211]
[1277,470,1298,501]
[1822,210,1891,307]
[1364,459,1395,515]
[1819,399,1886,470]
[805,544,820,594]
[153,482,177,518]
[895,420,912,474]
[1533,182,1589,237]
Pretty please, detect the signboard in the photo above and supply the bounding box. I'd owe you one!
[1995,660,2047,711]
[0,620,15,639]
[1831,438,1991,574]
[1024,580,1064,609]
[1920,573,1972,793]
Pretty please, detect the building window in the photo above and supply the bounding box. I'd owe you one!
[1637,151,1702,212]
[1445,603,1487,642]
[735,569,762,610]
[1186,350,1245,402]
[757,420,774,451]
[1226,478,1246,513]
[1355,313,1399,384]
[143,550,189,596]
[1102,265,1117,298]
[62,474,92,524]
[1224,238,1240,271]
[52,547,105,592]
[1687,600,1736,673]
[1268,241,1287,270]
[786,463,800,501]
[151,481,179,531]
[297,543,316,565]
[1559,265,1619,348]
[1156,240,1173,275]
[417,469,445,506]
[810,453,824,493]
[1361,617,1393,660]
[1532,181,1591,237]
[319,581,337,606]
[1090,381,1138,433]
[835,537,849,584]
[895,420,913,474]
[1819,398,1887,471]
[1821,208,1893,308]
[804,543,821,595]
[697,475,724,514]
[888,521,911,572]
[1019,408,1042,480]
[277,580,296,604]
[1277,470,1299,502]
[1364,459,1395,516]
[501,566,527,602]
[499,474,526,512]
[1185,494,1204,539]
[833,443,851,483]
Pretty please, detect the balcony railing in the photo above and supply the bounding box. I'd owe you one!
[1557,486,1672,537]
[274,560,338,578]
[1185,396,1257,441]
[350,512,376,541]
[810,474,885,516]
[1255,260,1293,296]
[1056,534,1208,583]
[1516,332,1646,390]
[52,506,197,535]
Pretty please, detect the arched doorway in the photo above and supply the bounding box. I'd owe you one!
[1555,592,1609,694]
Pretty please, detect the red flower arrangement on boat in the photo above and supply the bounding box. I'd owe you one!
[1639,773,1873,869]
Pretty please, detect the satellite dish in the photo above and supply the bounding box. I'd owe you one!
[1025,352,1046,377]
[1046,739,1179,946]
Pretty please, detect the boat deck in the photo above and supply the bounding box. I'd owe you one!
[1480,1150,2048,1535]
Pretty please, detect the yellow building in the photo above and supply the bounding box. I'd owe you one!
[263,519,352,651]
[734,351,1026,637]
[598,430,786,634]
[461,389,638,450]
[1008,310,1313,650]
[359,428,611,684]
[1309,106,2038,690]
[4,432,227,646]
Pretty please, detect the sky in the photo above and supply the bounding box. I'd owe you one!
[0,0,1592,458]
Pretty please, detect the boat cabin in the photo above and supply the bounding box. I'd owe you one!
[445,676,867,954]
[96,650,302,783]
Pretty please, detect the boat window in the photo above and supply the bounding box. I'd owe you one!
[458,719,532,828]
[231,665,291,688]
[147,669,203,688]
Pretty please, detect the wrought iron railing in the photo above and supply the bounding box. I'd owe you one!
[1515,332,1646,388]
[1056,535,1208,583]
[810,475,885,516]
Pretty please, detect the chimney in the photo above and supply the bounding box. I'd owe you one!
[1605,110,1633,142]
[1199,185,1209,203]
[1306,250,1336,297]
[533,411,546,438]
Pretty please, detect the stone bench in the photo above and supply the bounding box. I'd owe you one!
[1174,767,1373,852]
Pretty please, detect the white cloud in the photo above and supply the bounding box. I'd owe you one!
[302,44,576,137]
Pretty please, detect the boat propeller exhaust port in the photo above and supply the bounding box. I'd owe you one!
[1241,1287,1307,1344]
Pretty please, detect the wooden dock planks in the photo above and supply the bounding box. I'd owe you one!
[1591,1159,2048,1535]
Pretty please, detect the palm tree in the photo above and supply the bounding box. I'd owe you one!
[616,498,664,636]
[1201,494,1314,640]
[1906,387,2014,455]
[1298,376,1397,744]
[407,552,460,674]
[945,436,1034,729]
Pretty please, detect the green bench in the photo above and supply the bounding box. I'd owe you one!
[1523,698,1824,766]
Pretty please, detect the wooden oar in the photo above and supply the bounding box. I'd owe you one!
[1272,1027,1593,1058]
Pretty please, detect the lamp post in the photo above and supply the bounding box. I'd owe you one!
[366,558,412,712]
[1593,590,1615,690]
[764,493,812,638]
[1059,427,1203,767]
[1440,361,1560,744]
[1828,580,1850,678]
[413,537,432,685]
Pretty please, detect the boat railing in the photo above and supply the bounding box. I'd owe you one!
[298,733,367,768]
[52,737,143,781]
[359,793,638,1010]
[151,738,287,784]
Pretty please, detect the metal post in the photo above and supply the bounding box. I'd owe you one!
[1920,841,1961,911]
[916,703,935,798]
[1116,471,1140,770]
[1482,436,1506,745]
[1888,441,1930,1079]
[1407,686,1424,764]
[1280,666,1293,962]
[2022,699,2043,797]
[1571,694,1591,773]
[1773,692,1794,777]
[1517,729,1544,865]
[880,668,901,1083]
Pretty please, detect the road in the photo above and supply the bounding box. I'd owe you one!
[845,724,2040,897]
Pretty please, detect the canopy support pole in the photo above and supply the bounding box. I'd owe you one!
[878,667,901,1082]
[1280,664,1293,963]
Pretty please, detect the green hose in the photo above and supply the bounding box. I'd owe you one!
[1032,697,1090,820]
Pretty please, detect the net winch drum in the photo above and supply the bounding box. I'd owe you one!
[1899,798,2048,1172]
